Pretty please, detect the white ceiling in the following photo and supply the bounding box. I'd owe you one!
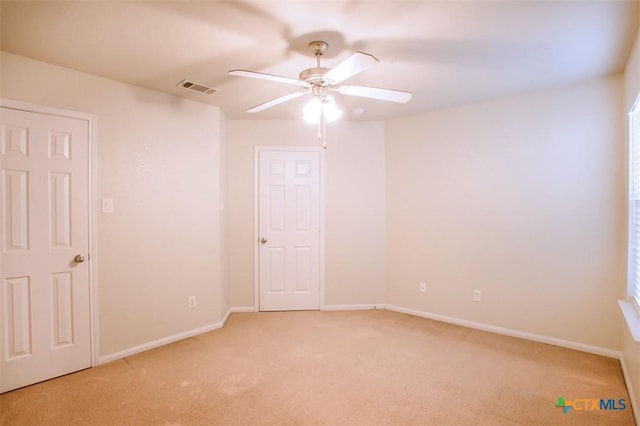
[1,1,638,121]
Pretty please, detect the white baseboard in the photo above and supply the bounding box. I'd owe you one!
[231,305,388,312]
[221,308,231,324]
[321,303,387,311]
[230,304,387,312]
[229,306,258,313]
[385,305,621,359]
[619,354,640,426]
[97,312,231,365]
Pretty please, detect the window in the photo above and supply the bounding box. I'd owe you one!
[628,95,640,310]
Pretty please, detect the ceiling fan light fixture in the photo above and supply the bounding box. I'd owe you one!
[303,94,342,124]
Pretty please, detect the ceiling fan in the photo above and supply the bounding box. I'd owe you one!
[228,40,413,119]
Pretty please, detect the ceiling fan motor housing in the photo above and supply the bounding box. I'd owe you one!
[299,67,332,85]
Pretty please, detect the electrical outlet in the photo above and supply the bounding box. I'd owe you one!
[419,281,426,293]
[188,296,196,308]
[473,290,481,302]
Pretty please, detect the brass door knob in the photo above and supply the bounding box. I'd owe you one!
[260,237,268,244]
[74,254,85,263]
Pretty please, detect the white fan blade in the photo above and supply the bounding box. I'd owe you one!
[337,85,413,103]
[324,52,379,84]
[229,69,309,87]
[247,91,308,113]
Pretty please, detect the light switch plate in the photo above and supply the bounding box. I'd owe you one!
[102,198,114,213]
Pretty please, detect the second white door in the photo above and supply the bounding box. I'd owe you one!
[258,149,321,311]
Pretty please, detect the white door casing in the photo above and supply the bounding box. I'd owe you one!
[256,148,323,311]
[0,105,93,393]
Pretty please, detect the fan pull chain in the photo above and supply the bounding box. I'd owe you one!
[317,108,326,149]
[322,112,327,149]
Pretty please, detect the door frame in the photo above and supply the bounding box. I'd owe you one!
[0,98,99,367]
[254,146,325,311]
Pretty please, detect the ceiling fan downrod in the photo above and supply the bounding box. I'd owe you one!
[309,40,328,68]
[299,41,331,85]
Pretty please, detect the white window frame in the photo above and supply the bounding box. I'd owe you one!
[627,94,640,313]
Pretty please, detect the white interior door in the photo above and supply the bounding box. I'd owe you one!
[258,149,321,311]
[0,107,91,393]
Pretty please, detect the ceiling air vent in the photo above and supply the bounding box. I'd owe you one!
[177,79,218,95]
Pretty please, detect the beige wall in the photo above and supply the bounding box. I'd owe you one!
[227,120,386,308]
[622,25,640,420]
[385,75,625,350]
[0,52,228,356]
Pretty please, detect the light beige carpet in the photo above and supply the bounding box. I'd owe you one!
[0,310,635,425]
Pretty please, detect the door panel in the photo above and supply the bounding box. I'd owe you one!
[4,170,28,251]
[6,276,30,358]
[1,107,91,393]
[258,150,320,311]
